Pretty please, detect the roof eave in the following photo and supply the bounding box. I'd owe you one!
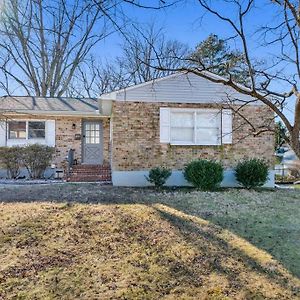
[1,110,110,118]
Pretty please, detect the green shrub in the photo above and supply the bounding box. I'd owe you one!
[184,159,223,190]
[235,158,269,189]
[21,144,55,179]
[146,167,171,188]
[0,147,22,179]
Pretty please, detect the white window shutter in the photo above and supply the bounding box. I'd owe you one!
[160,108,170,143]
[0,121,6,146]
[222,109,233,144]
[45,120,56,146]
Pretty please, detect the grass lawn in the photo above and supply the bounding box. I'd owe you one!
[0,185,300,299]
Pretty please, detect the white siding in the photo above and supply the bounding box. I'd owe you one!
[109,73,260,105]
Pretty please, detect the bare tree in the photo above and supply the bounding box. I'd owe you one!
[67,56,130,97]
[0,0,117,97]
[68,24,189,97]
[144,0,300,159]
[119,25,189,85]
[190,0,300,158]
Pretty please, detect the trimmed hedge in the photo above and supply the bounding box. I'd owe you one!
[235,158,269,189]
[184,159,224,190]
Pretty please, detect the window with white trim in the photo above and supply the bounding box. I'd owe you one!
[8,121,46,140]
[160,108,232,145]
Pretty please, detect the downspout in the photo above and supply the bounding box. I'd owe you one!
[109,115,113,170]
[99,98,114,172]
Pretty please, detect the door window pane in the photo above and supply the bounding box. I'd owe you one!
[28,121,45,138]
[85,123,100,144]
[8,121,26,139]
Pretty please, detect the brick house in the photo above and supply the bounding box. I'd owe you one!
[0,72,275,186]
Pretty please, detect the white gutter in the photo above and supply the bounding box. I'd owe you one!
[2,110,110,118]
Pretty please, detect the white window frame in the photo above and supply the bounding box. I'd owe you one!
[7,120,46,141]
[169,108,222,146]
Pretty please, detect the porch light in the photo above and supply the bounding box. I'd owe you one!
[72,123,76,130]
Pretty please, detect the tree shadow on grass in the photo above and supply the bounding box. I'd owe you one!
[1,184,300,283]
[152,204,300,299]
[1,198,300,299]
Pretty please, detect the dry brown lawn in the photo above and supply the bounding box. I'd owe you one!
[0,197,300,299]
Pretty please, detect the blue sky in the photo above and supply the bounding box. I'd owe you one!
[95,1,295,121]
[98,1,275,59]
[0,0,294,121]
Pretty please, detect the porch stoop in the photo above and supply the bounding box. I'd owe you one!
[66,165,112,183]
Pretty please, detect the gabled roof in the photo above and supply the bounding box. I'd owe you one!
[0,96,100,116]
[101,71,261,105]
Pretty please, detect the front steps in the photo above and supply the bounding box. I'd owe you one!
[66,165,112,183]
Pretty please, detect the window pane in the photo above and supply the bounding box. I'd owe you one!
[171,112,194,127]
[8,121,26,139]
[171,128,194,143]
[196,112,219,127]
[196,128,220,145]
[28,121,45,139]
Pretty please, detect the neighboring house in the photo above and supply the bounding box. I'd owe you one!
[0,72,275,186]
[275,144,300,178]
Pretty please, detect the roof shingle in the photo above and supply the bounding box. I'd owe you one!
[0,96,99,113]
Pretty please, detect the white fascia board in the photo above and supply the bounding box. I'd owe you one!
[99,92,117,100]
[108,97,263,106]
